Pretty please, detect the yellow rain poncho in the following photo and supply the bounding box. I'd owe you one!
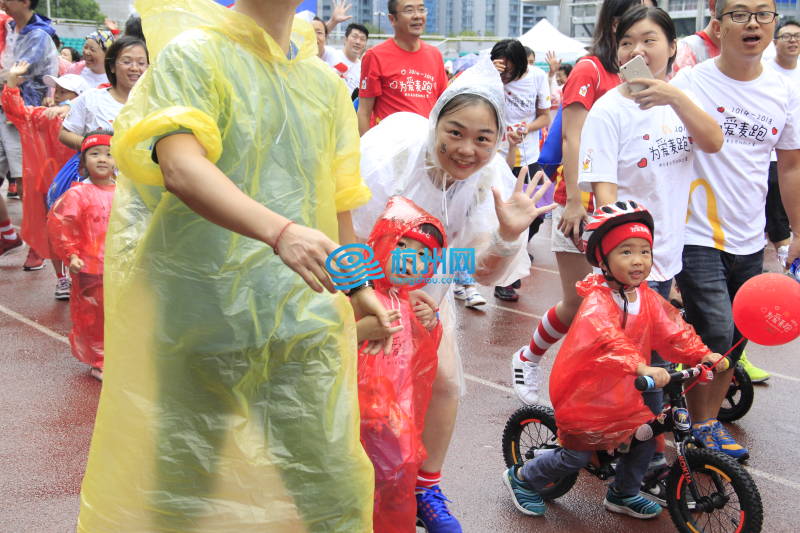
[77,1,373,531]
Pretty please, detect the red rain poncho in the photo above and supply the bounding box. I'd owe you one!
[2,85,76,257]
[47,182,115,368]
[359,196,445,533]
[549,274,711,451]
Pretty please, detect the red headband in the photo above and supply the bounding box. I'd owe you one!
[81,134,112,152]
[597,222,653,264]
[403,228,442,253]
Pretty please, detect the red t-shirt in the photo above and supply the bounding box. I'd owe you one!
[359,38,448,126]
[554,56,621,205]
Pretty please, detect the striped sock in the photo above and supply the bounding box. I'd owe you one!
[415,469,441,493]
[525,306,569,360]
[1,219,17,240]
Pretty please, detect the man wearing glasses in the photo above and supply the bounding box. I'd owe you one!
[357,0,447,135]
[672,0,800,461]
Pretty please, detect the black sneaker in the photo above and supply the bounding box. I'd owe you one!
[494,285,519,302]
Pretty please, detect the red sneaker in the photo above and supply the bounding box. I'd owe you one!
[23,248,45,271]
[0,236,23,256]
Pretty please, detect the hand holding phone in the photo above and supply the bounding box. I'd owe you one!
[619,55,653,94]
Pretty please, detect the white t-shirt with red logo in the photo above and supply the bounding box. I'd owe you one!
[672,59,800,254]
[578,87,700,281]
[499,66,551,167]
[322,46,360,92]
[62,87,122,136]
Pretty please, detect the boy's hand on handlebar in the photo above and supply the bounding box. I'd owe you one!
[701,353,730,373]
[636,363,670,388]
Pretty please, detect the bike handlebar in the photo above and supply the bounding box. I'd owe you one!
[634,363,713,392]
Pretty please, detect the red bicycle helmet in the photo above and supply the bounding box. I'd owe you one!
[582,200,655,268]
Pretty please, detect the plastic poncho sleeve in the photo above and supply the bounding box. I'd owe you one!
[332,78,371,212]
[2,27,59,106]
[112,41,222,186]
[47,188,82,262]
[649,293,712,365]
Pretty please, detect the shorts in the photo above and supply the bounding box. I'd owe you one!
[0,109,22,178]
[550,204,582,253]
[765,161,791,243]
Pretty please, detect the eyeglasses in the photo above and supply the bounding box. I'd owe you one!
[777,32,800,41]
[399,7,428,16]
[720,11,778,24]
[117,59,148,68]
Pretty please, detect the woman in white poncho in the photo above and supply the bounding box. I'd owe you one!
[352,56,556,528]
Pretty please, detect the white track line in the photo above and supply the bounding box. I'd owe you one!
[464,373,515,394]
[484,303,541,320]
[531,266,559,275]
[0,303,69,344]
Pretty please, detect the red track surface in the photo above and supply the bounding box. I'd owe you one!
[2,192,798,532]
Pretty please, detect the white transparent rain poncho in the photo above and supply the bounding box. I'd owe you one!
[352,55,532,392]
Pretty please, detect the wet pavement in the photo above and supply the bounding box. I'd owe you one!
[1,191,798,532]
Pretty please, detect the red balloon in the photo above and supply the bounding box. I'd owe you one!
[732,273,800,346]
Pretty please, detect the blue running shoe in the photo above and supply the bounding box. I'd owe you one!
[710,419,750,461]
[692,419,718,450]
[415,485,462,532]
[604,487,662,519]
[501,466,545,516]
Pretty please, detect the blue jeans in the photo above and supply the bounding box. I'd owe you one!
[520,439,656,497]
[675,245,764,363]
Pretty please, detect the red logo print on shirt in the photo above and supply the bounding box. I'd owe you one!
[717,106,725,113]
[772,127,779,135]
[637,158,648,168]
[643,134,650,140]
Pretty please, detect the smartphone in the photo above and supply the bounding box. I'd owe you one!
[619,55,653,94]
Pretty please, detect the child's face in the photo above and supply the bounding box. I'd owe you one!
[603,237,652,287]
[386,236,433,283]
[84,145,116,181]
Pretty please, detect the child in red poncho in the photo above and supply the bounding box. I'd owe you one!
[2,60,86,287]
[47,131,115,381]
[502,201,725,521]
[355,196,446,533]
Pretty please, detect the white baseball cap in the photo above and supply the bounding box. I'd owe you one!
[43,74,90,95]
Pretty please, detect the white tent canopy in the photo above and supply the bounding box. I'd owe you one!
[518,19,588,63]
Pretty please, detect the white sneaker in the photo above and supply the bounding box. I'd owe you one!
[464,287,486,308]
[453,284,467,300]
[55,276,71,301]
[512,346,541,404]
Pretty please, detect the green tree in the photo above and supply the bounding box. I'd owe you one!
[38,0,105,23]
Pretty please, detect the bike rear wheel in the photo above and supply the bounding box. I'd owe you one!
[501,405,578,500]
[717,364,754,423]
[666,447,763,532]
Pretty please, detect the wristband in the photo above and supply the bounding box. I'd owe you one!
[345,279,374,296]
[272,220,294,255]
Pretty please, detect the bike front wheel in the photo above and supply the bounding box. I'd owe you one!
[666,447,763,533]
[501,405,578,500]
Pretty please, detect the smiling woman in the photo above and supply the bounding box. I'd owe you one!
[352,55,556,531]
